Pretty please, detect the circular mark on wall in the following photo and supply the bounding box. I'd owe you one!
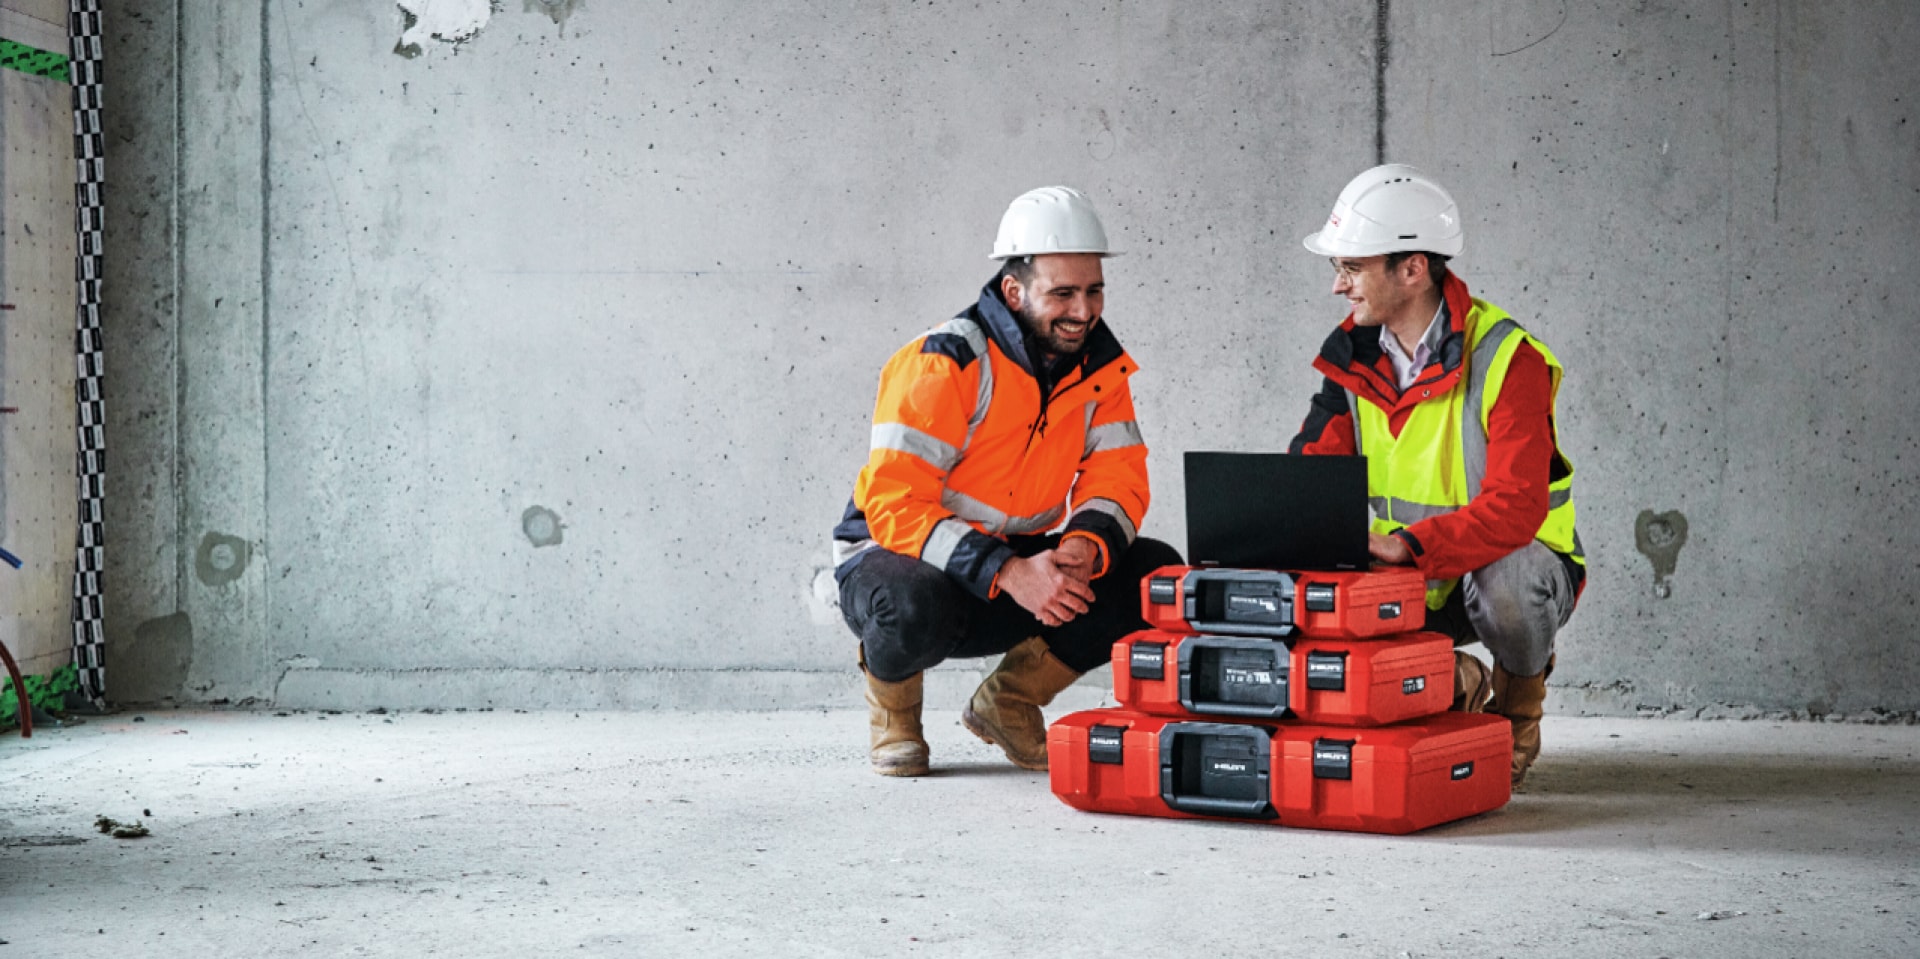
[195,532,252,587]
[1634,509,1689,600]
[522,506,565,548]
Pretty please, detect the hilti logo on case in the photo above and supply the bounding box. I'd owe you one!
[1378,602,1402,619]
[1211,761,1249,774]
[1148,576,1178,605]
[1451,761,1474,780]
[1306,651,1348,691]
[1312,739,1354,780]
[1303,585,1337,612]
[1130,644,1166,680]
[1091,733,1122,749]
[1402,676,1426,695]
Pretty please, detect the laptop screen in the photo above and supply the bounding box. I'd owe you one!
[1183,451,1371,570]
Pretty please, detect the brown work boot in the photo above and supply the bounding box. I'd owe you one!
[863,666,930,778]
[1490,656,1553,788]
[961,637,1080,770]
[1452,651,1492,713]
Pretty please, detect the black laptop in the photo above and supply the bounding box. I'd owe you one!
[1183,451,1371,570]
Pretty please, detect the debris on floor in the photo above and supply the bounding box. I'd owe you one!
[1694,910,1746,921]
[2,835,86,847]
[93,816,151,839]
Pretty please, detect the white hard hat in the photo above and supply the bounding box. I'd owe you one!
[1302,164,1464,259]
[990,186,1120,260]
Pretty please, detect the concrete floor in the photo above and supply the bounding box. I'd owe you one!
[1,708,1915,957]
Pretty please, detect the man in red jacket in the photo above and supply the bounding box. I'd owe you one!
[1288,165,1585,787]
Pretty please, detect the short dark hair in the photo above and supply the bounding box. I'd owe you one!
[997,255,1036,288]
[1385,251,1450,287]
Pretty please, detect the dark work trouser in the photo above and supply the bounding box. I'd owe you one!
[840,535,1184,683]
[1421,541,1578,678]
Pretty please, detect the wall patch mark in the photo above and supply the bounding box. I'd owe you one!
[526,0,586,31]
[195,533,253,587]
[523,506,565,548]
[394,0,493,59]
[1634,509,1689,599]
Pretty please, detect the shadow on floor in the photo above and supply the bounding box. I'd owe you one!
[1425,752,1919,851]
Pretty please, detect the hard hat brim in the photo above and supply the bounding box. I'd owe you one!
[1301,232,1462,259]
[1302,232,1340,257]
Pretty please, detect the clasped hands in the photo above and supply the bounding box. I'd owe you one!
[998,536,1100,628]
[1003,533,1411,628]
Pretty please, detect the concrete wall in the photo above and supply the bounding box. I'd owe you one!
[1,0,79,675]
[100,1,1919,716]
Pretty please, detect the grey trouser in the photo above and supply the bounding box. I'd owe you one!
[1421,541,1576,677]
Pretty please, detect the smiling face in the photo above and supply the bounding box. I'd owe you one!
[1329,253,1440,333]
[1329,255,1405,328]
[1001,253,1106,361]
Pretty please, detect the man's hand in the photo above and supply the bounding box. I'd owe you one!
[1053,536,1100,584]
[1368,531,1414,566]
[998,551,1097,627]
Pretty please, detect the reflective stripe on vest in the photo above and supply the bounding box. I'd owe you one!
[871,423,960,472]
[927,317,996,451]
[870,319,994,472]
[931,317,1069,537]
[920,517,973,570]
[1068,496,1138,545]
[1352,303,1582,605]
[943,488,1066,537]
[1084,417,1145,457]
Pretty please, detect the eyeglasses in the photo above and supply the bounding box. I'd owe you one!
[1328,257,1385,281]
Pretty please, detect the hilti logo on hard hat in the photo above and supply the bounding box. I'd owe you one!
[1329,214,1342,227]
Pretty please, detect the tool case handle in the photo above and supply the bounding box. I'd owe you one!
[1162,793,1275,819]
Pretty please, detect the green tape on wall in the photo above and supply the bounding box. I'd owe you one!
[0,38,69,81]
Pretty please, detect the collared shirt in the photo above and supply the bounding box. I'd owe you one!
[1378,301,1449,392]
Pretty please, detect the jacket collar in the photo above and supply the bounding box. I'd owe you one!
[1313,272,1475,408]
[967,276,1126,383]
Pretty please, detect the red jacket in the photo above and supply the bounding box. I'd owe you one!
[1289,273,1574,588]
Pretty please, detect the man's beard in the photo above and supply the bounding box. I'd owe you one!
[1014,303,1094,359]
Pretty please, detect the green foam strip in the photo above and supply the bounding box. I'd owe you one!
[2,663,79,725]
[0,38,69,81]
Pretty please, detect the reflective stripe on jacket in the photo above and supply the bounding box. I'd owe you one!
[833,277,1150,599]
[1289,272,1582,609]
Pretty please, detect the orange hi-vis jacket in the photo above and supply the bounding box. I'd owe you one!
[833,278,1151,599]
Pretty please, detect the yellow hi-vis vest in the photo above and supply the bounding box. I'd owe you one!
[1347,299,1584,609]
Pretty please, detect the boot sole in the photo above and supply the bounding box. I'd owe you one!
[960,706,1048,771]
[872,760,930,778]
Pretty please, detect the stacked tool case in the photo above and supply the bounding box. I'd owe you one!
[1048,565,1512,835]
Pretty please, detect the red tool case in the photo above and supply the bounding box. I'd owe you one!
[1110,629,1453,726]
[1048,709,1511,834]
[1048,709,1279,822]
[1139,565,1428,639]
[1273,712,1512,834]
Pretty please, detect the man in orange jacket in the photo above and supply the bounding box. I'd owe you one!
[833,186,1180,777]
